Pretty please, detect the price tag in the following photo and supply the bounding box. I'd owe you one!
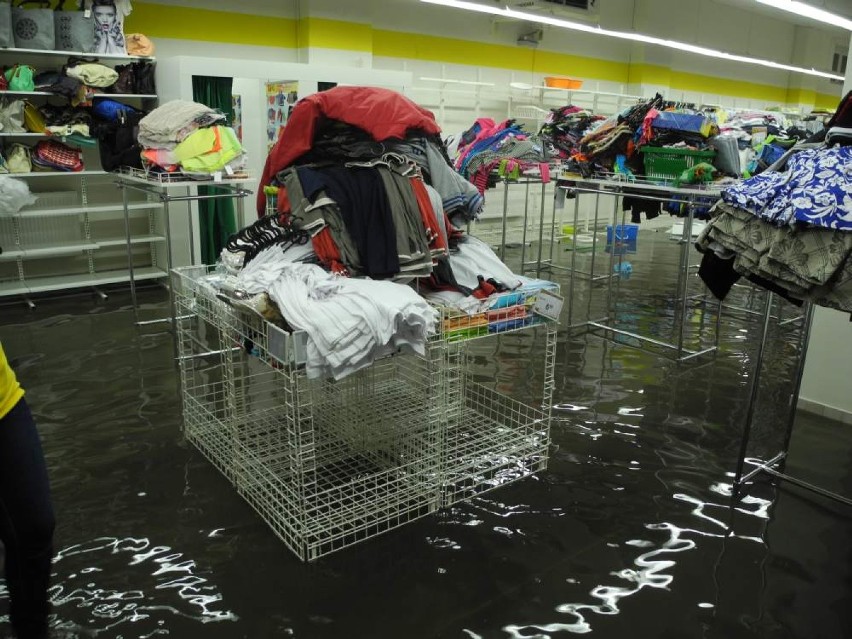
[84,9,91,17]
[224,164,234,176]
[213,171,223,183]
[532,289,563,322]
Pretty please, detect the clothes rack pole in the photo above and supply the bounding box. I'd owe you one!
[520,179,530,272]
[733,301,852,507]
[536,181,547,279]
[563,178,720,361]
[499,178,510,262]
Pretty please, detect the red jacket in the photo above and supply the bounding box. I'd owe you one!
[257,86,442,216]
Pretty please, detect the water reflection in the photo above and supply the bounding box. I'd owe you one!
[45,537,236,636]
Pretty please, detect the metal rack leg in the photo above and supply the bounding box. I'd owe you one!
[536,181,547,278]
[589,192,600,283]
[777,303,814,464]
[520,180,530,272]
[605,194,619,324]
[121,184,139,323]
[500,179,509,262]
[187,186,196,266]
[676,204,695,359]
[548,183,557,265]
[566,191,581,326]
[733,292,774,493]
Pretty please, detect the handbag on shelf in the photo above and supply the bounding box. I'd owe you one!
[12,0,56,51]
[32,139,84,172]
[92,98,137,122]
[23,100,46,133]
[7,143,32,173]
[66,62,118,88]
[97,109,144,172]
[126,33,154,57]
[46,74,82,99]
[54,0,95,53]
[131,61,156,95]
[107,64,134,94]
[0,1,13,48]
[5,65,35,92]
[0,98,26,133]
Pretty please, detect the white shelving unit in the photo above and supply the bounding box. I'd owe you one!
[0,47,161,305]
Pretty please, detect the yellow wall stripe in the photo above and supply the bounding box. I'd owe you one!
[299,18,373,52]
[127,4,840,106]
[128,2,297,49]
[373,29,631,83]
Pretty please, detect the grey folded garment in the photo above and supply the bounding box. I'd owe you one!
[138,100,226,149]
[826,127,852,146]
[697,201,852,311]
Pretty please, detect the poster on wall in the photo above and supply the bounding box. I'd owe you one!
[232,94,243,142]
[265,81,299,151]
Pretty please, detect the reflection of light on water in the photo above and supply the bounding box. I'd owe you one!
[499,481,772,637]
[45,537,238,635]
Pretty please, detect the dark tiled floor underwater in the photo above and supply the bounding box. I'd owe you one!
[1,226,850,639]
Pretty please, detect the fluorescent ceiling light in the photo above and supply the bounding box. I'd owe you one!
[755,0,852,31]
[420,76,495,86]
[420,0,844,81]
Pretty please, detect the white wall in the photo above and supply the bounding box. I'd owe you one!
[798,32,852,422]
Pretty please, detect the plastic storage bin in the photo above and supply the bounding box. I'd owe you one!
[606,224,639,243]
[544,76,583,89]
[640,146,716,183]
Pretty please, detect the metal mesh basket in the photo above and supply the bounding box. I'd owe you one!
[172,266,557,560]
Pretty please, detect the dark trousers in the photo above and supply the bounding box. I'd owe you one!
[0,399,54,639]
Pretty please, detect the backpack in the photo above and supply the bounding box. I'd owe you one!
[97,110,144,172]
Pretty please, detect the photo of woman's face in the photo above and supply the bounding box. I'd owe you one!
[94,5,116,27]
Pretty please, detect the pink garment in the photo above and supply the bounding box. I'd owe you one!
[455,118,514,169]
[640,108,659,146]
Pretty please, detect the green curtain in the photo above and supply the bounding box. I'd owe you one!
[192,75,238,265]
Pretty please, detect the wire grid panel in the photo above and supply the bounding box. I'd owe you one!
[173,267,445,561]
[235,355,444,561]
[440,346,552,507]
[172,266,558,560]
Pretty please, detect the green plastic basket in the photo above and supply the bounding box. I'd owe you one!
[640,146,716,183]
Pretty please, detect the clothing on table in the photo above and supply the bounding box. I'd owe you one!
[696,201,852,312]
[172,125,244,174]
[721,146,852,230]
[258,87,442,215]
[296,166,401,278]
[449,235,523,292]
[138,100,226,150]
[265,263,438,380]
[622,193,661,223]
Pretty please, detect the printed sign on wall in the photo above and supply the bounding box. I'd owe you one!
[265,81,299,151]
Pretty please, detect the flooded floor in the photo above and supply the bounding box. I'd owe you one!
[1,223,850,639]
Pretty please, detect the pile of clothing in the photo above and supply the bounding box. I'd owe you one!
[211,87,559,378]
[258,87,482,223]
[696,93,852,312]
[138,100,245,176]
[538,105,605,161]
[453,118,548,193]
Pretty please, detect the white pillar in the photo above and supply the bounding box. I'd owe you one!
[797,32,852,425]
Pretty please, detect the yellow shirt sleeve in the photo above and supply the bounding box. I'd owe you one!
[0,342,24,420]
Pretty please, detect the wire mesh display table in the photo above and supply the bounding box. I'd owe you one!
[172,266,558,561]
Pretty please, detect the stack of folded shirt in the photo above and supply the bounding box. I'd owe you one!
[138,100,246,176]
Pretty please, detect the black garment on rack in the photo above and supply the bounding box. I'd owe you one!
[296,165,400,278]
[697,251,803,307]
[622,190,661,224]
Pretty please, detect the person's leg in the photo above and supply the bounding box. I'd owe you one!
[0,398,55,639]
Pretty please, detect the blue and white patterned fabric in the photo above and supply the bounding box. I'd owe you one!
[722,146,852,231]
